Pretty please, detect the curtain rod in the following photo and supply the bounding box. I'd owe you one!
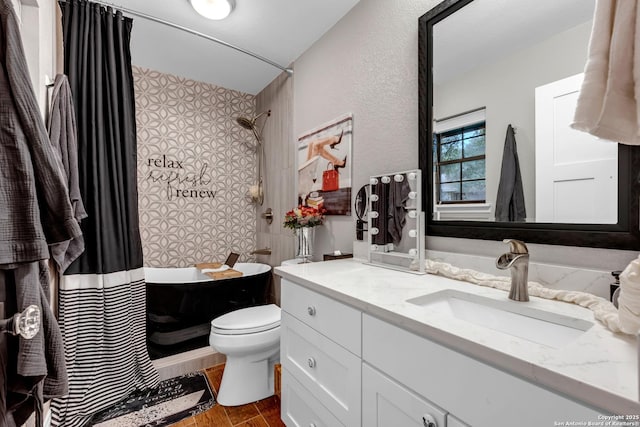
[60,0,293,76]
[434,106,485,123]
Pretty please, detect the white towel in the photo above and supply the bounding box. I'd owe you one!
[572,0,640,145]
[618,255,640,334]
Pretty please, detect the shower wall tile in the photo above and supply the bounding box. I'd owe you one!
[133,66,258,267]
[256,70,296,274]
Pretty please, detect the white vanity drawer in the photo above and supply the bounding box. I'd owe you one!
[281,368,345,427]
[362,363,447,427]
[281,312,361,427]
[281,278,361,356]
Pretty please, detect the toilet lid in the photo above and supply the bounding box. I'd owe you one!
[211,304,281,335]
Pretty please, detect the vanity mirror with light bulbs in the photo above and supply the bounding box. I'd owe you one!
[418,0,640,250]
[367,169,425,274]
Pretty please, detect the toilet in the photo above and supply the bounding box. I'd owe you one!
[209,304,281,406]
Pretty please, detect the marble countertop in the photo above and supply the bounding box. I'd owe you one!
[274,258,640,416]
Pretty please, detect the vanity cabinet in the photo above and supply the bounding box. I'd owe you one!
[281,368,345,427]
[362,363,452,427]
[280,277,603,427]
[363,314,602,427]
[446,415,470,427]
[280,279,361,426]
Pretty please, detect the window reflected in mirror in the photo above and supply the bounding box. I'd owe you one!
[434,120,486,204]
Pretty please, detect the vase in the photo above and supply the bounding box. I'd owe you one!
[295,227,314,262]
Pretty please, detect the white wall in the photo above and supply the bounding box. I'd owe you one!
[294,0,438,259]
[292,0,638,274]
[17,0,57,116]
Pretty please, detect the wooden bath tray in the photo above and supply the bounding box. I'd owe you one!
[195,262,223,270]
[205,269,243,280]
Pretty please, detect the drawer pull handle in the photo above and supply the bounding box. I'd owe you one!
[307,357,316,368]
[422,414,437,427]
[307,306,316,316]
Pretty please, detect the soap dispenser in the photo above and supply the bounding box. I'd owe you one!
[611,270,621,308]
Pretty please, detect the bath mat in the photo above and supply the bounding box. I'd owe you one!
[88,371,215,426]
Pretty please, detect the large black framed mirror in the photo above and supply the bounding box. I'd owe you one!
[418,0,640,250]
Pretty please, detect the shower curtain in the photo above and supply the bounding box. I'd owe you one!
[51,1,159,425]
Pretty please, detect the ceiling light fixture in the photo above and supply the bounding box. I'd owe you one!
[189,0,235,20]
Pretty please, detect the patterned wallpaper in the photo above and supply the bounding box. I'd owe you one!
[133,66,257,267]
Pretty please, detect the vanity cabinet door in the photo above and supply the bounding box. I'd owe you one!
[362,363,447,427]
[363,314,602,427]
[281,279,361,356]
[281,368,345,427]
[447,414,470,427]
[281,312,361,426]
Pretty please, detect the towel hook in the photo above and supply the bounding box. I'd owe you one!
[0,305,41,339]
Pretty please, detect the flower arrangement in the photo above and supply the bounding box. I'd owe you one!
[283,205,326,230]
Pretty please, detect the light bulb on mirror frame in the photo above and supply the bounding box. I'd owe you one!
[370,227,379,235]
[408,191,417,199]
[409,229,417,238]
[408,210,417,219]
[394,174,404,182]
[381,176,391,184]
[408,248,418,257]
[371,244,379,251]
[369,211,379,219]
[370,178,378,185]
[408,172,417,181]
[370,194,379,202]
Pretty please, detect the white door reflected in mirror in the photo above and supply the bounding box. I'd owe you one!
[535,73,618,224]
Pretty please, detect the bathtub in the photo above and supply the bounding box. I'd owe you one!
[145,263,272,359]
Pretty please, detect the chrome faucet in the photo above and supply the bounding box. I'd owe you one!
[496,239,530,302]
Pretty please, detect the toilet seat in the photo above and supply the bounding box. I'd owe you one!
[211,304,281,335]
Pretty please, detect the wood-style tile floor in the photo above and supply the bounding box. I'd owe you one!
[170,364,286,427]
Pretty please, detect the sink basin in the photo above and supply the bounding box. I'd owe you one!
[407,290,593,348]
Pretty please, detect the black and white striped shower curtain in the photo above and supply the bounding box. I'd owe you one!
[51,1,159,425]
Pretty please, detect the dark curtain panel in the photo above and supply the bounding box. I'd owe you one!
[52,3,158,426]
[60,0,142,275]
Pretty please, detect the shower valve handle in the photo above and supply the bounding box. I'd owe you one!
[0,305,40,339]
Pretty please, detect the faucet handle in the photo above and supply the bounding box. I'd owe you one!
[502,239,528,254]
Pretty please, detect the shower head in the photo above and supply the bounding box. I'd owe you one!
[236,116,255,130]
[235,110,271,142]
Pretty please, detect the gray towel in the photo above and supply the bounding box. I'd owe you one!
[0,0,74,424]
[48,74,87,272]
[388,179,411,245]
[0,0,81,265]
[495,125,526,222]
